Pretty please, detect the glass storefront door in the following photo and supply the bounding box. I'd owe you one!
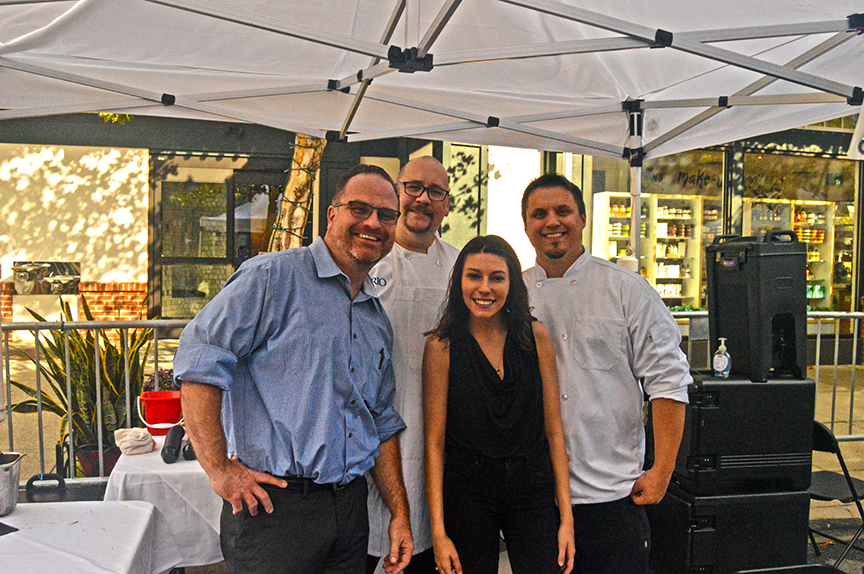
[151,156,286,319]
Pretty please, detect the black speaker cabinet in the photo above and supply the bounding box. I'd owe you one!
[706,232,807,382]
[674,378,815,496]
[647,485,810,574]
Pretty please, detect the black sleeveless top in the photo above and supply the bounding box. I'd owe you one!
[445,329,548,458]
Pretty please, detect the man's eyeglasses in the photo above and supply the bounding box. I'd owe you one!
[398,181,450,202]
[333,200,401,226]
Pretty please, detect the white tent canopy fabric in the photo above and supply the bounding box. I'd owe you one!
[1,0,863,162]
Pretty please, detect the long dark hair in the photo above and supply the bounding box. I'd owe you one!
[430,235,535,351]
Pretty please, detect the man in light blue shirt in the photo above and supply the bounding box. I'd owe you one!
[174,164,414,574]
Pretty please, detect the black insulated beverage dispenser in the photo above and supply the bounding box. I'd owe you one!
[706,231,807,382]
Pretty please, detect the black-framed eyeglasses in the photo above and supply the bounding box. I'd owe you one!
[333,200,401,226]
[397,181,450,202]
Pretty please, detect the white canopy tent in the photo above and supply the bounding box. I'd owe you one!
[2,0,863,255]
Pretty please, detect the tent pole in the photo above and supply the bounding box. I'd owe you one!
[147,0,388,58]
[630,165,642,267]
[417,0,464,57]
[436,19,850,67]
[643,31,854,156]
[338,0,406,139]
[501,0,859,99]
[363,91,624,156]
[405,0,420,47]
[627,104,644,265]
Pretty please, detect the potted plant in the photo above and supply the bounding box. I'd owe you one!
[143,368,178,392]
[9,296,152,477]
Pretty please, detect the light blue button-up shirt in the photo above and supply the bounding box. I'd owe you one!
[173,237,405,485]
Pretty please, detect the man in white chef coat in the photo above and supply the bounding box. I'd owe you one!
[521,173,691,574]
[367,156,460,574]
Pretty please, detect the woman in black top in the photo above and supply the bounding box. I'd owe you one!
[423,235,574,574]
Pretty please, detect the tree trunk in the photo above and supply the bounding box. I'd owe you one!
[267,133,327,252]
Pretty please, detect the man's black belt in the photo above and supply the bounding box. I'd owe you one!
[278,475,354,493]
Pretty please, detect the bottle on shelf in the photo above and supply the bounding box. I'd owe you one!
[713,337,731,379]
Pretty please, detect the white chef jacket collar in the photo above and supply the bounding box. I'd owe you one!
[531,246,591,282]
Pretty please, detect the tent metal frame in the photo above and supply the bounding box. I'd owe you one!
[2,0,863,259]
[2,0,860,159]
[112,3,864,145]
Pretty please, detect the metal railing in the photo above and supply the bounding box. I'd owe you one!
[1,319,187,481]
[673,310,864,442]
[808,311,864,441]
[3,312,864,484]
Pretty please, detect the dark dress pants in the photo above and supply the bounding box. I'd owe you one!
[571,496,651,574]
[442,449,561,574]
[221,477,368,574]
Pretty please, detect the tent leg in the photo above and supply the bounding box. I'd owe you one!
[627,105,644,266]
[630,165,641,267]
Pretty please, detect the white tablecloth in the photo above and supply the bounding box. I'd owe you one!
[104,435,223,567]
[0,500,182,574]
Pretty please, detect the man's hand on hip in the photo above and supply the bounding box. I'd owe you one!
[210,458,288,516]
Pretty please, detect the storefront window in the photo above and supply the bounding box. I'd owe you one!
[162,181,227,258]
[643,150,723,309]
[233,183,282,265]
[590,150,723,309]
[152,156,289,319]
[160,180,231,318]
[742,154,857,311]
[591,157,630,194]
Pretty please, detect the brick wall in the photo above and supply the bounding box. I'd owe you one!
[78,282,148,321]
[0,282,153,325]
[0,281,12,323]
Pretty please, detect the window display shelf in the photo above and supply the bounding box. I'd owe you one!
[593,192,717,308]
[743,197,854,310]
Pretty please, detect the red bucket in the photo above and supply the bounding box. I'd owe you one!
[137,391,183,436]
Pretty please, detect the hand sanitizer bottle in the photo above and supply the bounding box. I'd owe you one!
[713,337,731,379]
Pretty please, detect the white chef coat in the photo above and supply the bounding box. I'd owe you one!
[366,234,460,561]
[524,248,691,504]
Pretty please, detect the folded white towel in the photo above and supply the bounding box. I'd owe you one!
[114,428,155,455]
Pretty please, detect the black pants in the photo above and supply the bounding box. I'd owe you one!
[571,496,651,574]
[442,449,561,574]
[220,478,368,574]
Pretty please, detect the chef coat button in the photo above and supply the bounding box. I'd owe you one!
[536,282,543,288]
[561,334,568,340]
[561,394,569,401]
[436,260,442,267]
[405,252,412,260]
[570,280,577,286]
